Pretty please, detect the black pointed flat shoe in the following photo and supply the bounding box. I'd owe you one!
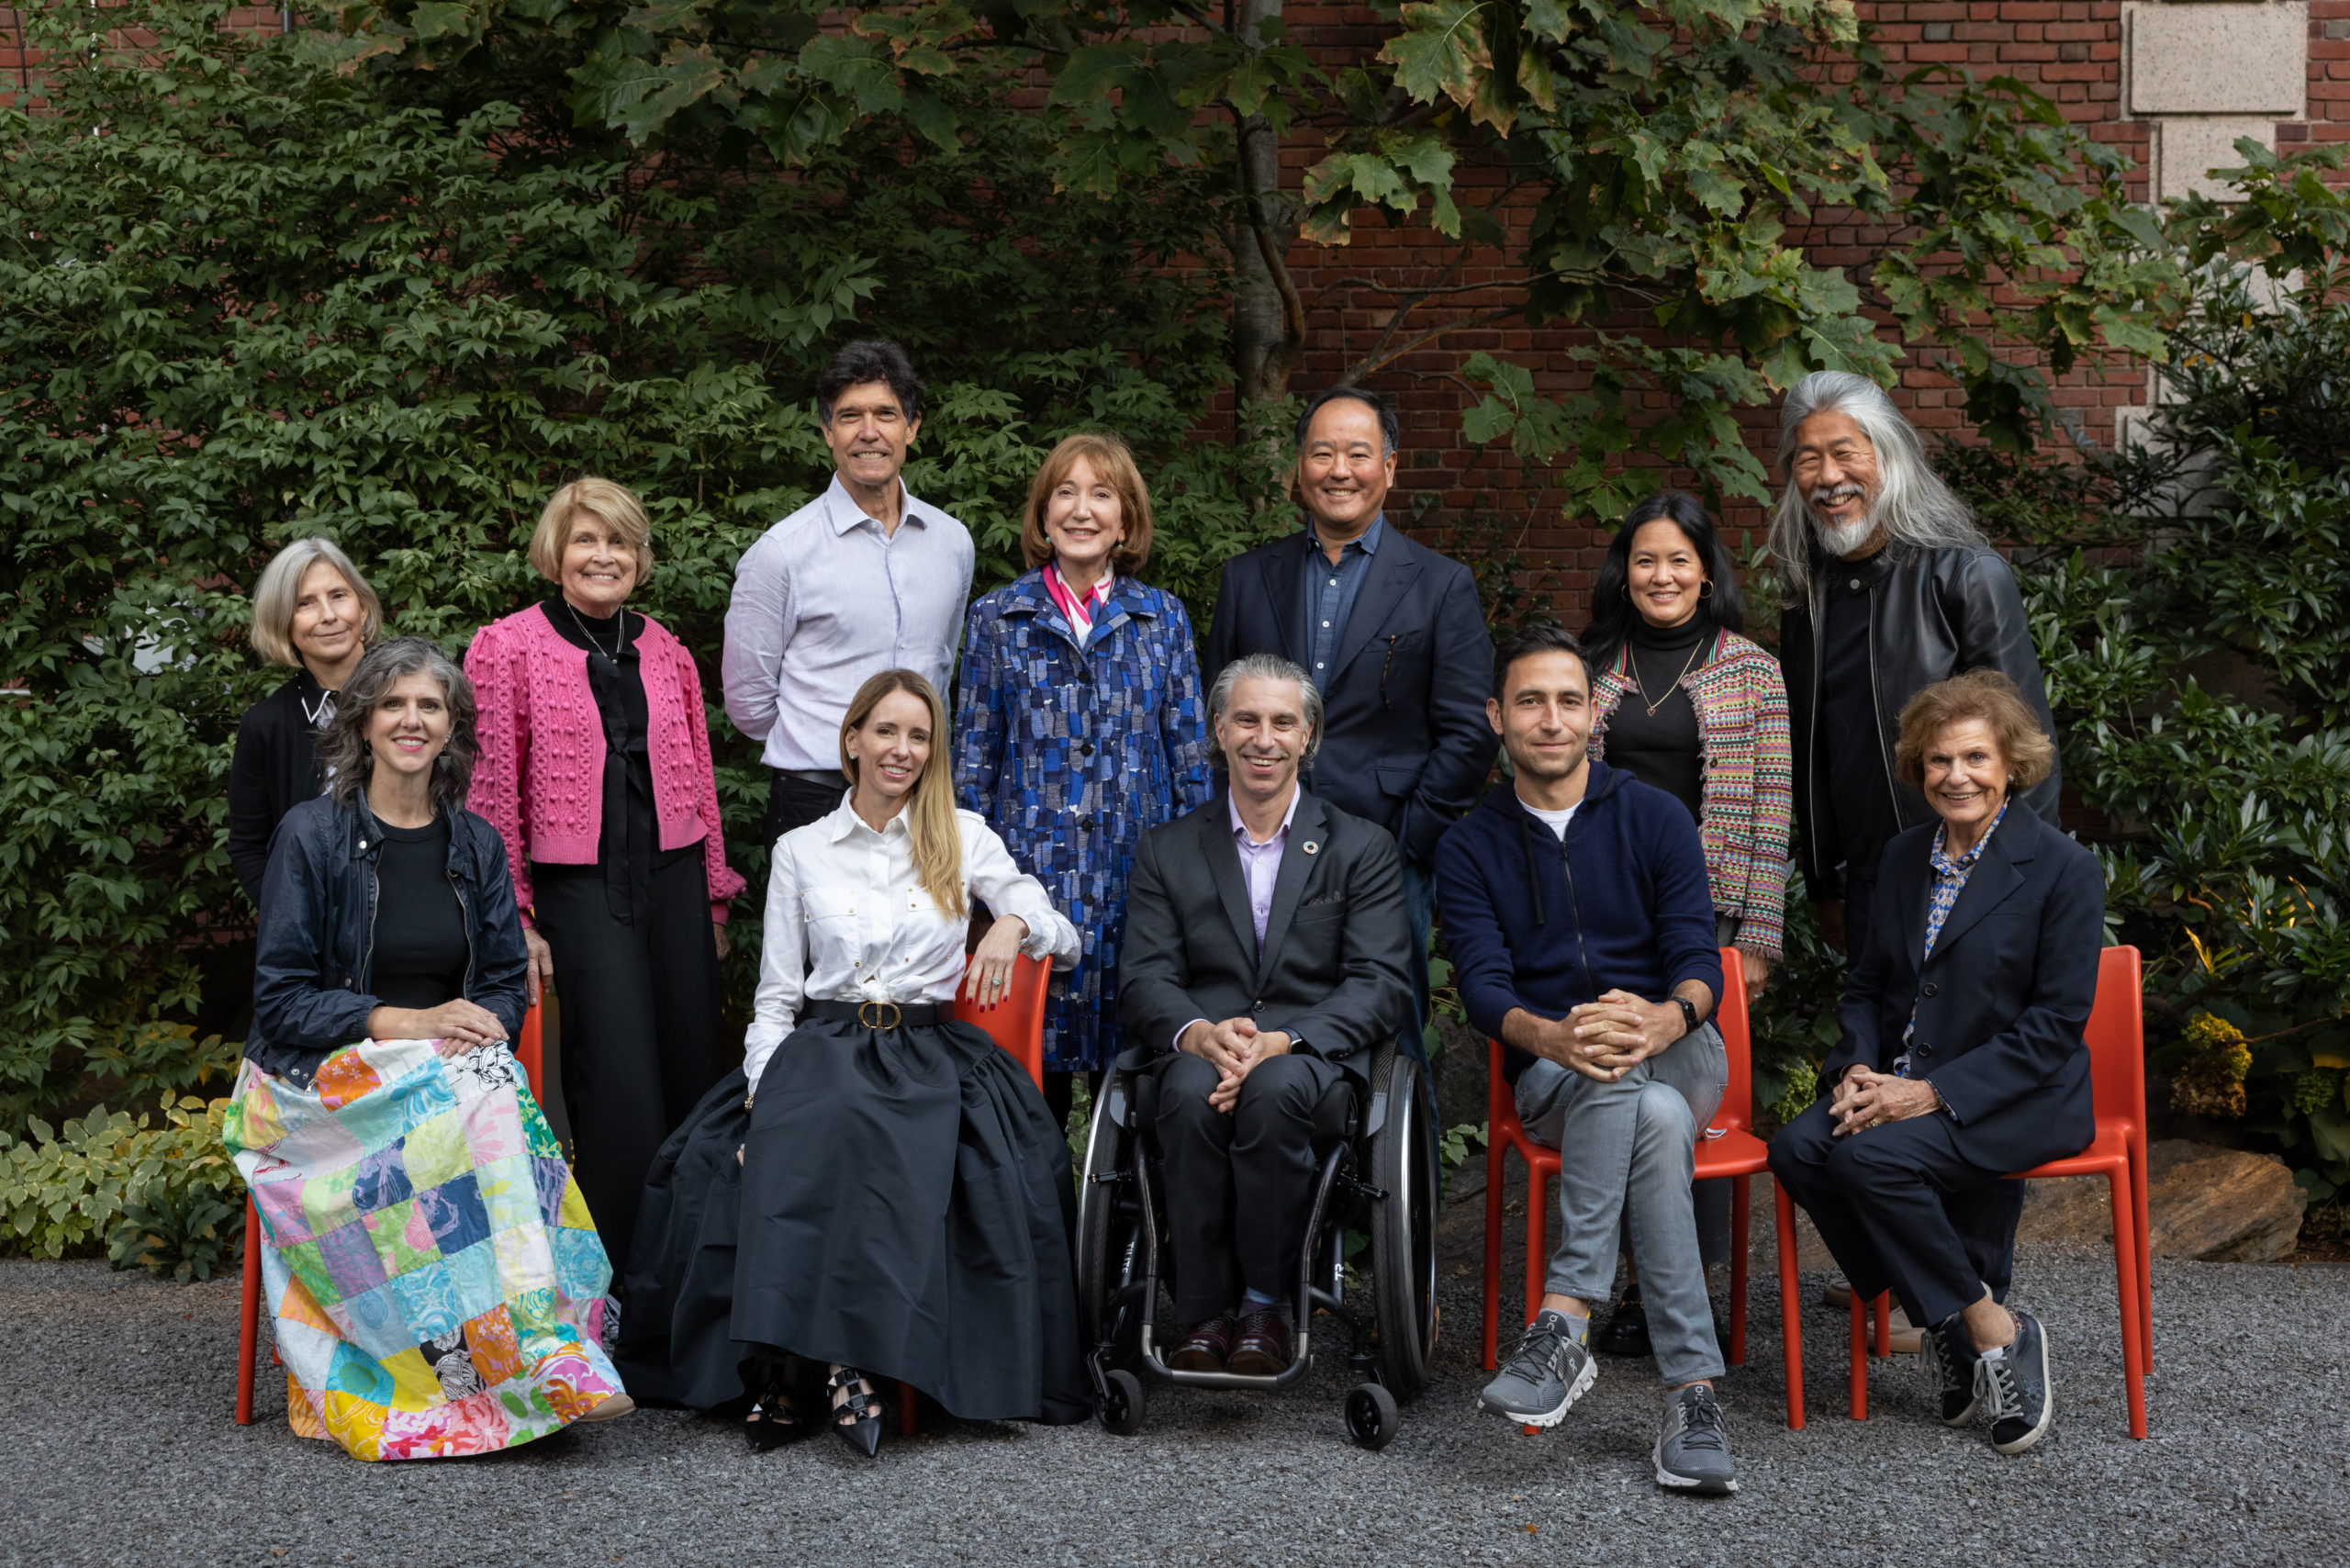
[744,1357,809,1452]
[827,1364,883,1459]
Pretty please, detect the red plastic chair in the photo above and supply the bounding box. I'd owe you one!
[1841,946,2149,1439]
[1483,950,1809,1428]
[898,951,1053,1436]
[236,1002,549,1424]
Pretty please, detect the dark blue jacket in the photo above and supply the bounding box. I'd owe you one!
[248,790,530,1081]
[1434,757,1723,1084]
[1206,525,1494,866]
[1823,801,2101,1171]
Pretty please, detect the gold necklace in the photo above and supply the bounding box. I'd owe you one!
[1630,633,1707,717]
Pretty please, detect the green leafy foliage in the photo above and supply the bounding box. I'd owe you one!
[0,2,1245,1126]
[0,1098,245,1280]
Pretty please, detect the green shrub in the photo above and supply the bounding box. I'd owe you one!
[0,1097,246,1279]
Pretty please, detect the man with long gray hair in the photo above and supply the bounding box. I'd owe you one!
[1767,371,2061,970]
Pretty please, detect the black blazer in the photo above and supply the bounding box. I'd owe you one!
[1205,526,1493,866]
[1820,801,2102,1173]
[1119,790,1412,1080]
[227,668,334,906]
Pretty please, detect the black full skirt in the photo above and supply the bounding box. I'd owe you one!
[616,1014,1090,1425]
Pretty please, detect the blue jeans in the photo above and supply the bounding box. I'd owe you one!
[1515,1025,1729,1387]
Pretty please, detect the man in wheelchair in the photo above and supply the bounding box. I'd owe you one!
[1117,653,1413,1378]
[1435,624,1740,1495]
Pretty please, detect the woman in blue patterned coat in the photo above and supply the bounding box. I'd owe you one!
[956,431,1215,1127]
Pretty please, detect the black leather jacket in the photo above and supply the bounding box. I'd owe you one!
[247,790,530,1081]
[1781,543,2062,900]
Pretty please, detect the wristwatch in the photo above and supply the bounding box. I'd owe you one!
[1672,996,1700,1036]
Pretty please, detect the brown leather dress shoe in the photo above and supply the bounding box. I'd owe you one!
[1226,1303,1294,1376]
[1169,1314,1237,1372]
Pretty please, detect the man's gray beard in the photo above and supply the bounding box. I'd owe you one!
[1811,509,1876,557]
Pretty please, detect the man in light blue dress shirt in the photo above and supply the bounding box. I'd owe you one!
[723,340,976,847]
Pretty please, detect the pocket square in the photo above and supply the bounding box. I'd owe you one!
[1300,893,1344,910]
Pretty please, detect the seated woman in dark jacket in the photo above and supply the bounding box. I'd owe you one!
[225,637,631,1461]
[1769,669,2101,1458]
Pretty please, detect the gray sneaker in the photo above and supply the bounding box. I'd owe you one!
[1478,1309,1596,1427]
[1653,1383,1739,1495]
[1978,1308,2055,1454]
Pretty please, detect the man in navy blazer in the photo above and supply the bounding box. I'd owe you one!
[1205,386,1494,1062]
[1769,670,2102,1457]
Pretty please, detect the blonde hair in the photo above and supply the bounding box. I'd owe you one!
[838,669,966,918]
[1893,668,2058,791]
[529,477,655,588]
[1021,431,1155,573]
[249,538,384,669]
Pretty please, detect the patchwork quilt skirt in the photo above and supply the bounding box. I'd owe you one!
[224,1038,624,1461]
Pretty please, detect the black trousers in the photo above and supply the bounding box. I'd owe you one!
[1767,1097,2026,1327]
[762,768,846,849]
[532,848,729,1281]
[1153,1050,1347,1324]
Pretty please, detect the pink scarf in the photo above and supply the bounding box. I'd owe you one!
[1044,564,1113,644]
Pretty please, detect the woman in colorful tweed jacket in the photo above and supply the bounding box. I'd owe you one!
[1582,490,1793,991]
[955,432,1214,1127]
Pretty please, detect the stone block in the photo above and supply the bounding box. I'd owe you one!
[2128,4,2308,116]
[2158,116,2280,200]
[2016,1138,2308,1261]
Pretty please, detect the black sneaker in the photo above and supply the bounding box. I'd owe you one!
[1595,1288,1652,1358]
[1478,1309,1596,1427]
[1976,1308,2054,1454]
[1923,1313,1981,1426]
[1652,1383,1739,1495]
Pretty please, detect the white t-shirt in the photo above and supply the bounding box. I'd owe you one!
[1526,802,1578,840]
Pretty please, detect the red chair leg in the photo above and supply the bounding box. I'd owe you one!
[1874,1291,1891,1358]
[1728,1174,1750,1367]
[1774,1182,1805,1429]
[2132,1139,2154,1369]
[1483,1135,1505,1372]
[1523,1159,1547,1330]
[900,1382,918,1438]
[2108,1170,2148,1439]
[1849,1294,1870,1419]
[236,1194,262,1426]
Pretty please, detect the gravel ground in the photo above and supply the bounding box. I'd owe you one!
[4,1187,2344,1568]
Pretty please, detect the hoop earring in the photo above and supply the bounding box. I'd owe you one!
[1700,580,1715,599]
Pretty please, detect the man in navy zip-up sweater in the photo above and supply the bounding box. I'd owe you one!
[1435,624,1738,1495]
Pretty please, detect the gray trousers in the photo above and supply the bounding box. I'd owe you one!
[1515,1024,1729,1387]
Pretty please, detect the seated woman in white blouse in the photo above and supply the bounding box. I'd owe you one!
[616,669,1088,1456]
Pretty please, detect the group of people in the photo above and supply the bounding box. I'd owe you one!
[219,342,2106,1492]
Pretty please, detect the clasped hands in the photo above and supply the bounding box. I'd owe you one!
[1179,1017,1294,1114]
[367,1000,507,1057]
[1830,1064,1941,1137]
[1523,990,1684,1082]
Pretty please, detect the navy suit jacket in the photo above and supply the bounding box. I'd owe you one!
[1821,801,2103,1173]
[1205,525,1493,866]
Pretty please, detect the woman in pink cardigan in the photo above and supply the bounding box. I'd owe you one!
[466,477,746,1279]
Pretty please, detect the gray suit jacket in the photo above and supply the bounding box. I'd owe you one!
[1118,789,1412,1080]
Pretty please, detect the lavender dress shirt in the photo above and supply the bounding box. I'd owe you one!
[1173,787,1301,1049]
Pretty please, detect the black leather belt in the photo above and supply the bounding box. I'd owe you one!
[804,998,942,1031]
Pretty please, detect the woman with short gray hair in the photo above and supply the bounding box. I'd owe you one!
[226,636,633,1460]
[227,537,384,903]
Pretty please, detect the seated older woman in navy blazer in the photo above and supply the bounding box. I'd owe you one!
[1768,669,2101,1460]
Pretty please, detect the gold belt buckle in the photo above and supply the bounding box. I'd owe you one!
[857,1000,903,1031]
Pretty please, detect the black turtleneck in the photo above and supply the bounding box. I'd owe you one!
[1606,611,1710,825]
[537,598,686,923]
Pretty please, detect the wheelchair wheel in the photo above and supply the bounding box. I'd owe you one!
[1344,1382,1399,1450]
[1367,1050,1438,1400]
[1075,1068,1132,1347]
[1098,1368,1145,1437]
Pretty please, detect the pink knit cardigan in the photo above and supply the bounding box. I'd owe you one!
[464,605,747,924]
[1590,627,1794,961]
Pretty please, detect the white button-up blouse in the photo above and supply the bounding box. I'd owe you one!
[743,795,1080,1090]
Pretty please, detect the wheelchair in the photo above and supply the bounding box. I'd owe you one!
[1074,1038,1438,1449]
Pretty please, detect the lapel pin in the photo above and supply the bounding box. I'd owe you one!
[1302,841,1319,855]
